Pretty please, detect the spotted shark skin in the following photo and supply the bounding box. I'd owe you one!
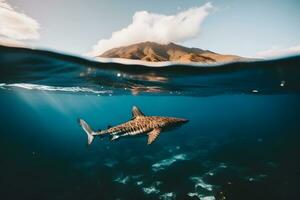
[78,106,188,145]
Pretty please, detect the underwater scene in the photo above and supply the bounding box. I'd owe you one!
[1,46,300,200]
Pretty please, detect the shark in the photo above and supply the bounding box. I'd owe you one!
[78,106,188,145]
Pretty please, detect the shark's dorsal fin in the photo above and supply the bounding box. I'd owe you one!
[132,106,145,119]
[147,128,161,145]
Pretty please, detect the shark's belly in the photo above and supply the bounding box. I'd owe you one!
[119,125,152,136]
[118,125,149,136]
[127,128,148,136]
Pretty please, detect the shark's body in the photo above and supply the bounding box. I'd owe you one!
[78,106,188,145]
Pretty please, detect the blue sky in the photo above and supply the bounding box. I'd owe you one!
[1,0,300,57]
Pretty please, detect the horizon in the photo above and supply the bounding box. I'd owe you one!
[1,0,300,59]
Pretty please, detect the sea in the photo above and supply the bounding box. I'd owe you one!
[0,45,300,200]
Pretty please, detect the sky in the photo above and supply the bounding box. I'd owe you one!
[1,0,300,58]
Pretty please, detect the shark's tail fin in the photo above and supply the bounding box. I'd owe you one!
[78,119,95,145]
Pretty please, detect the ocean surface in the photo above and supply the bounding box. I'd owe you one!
[0,45,300,200]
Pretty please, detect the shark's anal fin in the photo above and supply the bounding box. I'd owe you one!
[147,128,161,145]
[132,106,145,119]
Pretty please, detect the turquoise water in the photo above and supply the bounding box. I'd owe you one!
[1,46,300,199]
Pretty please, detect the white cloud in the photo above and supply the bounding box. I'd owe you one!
[0,36,26,47]
[88,2,213,56]
[0,0,40,46]
[256,44,300,58]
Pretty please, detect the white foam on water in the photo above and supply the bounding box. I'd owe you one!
[190,177,213,191]
[142,186,160,194]
[0,83,112,95]
[219,163,227,168]
[159,192,176,200]
[136,181,143,186]
[204,162,230,178]
[187,193,216,200]
[207,172,214,176]
[114,176,130,184]
[114,174,145,186]
[187,193,198,198]
[152,153,189,172]
[201,196,216,200]
[188,176,216,200]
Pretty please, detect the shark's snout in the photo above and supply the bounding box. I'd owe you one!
[182,118,189,123]
[174,118,189,124]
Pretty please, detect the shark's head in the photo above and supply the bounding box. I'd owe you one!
[161,117,189,131]
[174,118,189,124]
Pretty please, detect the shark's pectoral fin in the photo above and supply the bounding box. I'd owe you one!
[147,128,161,145]
[132,106,145,119]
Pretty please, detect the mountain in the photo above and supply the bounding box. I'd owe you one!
[98,42,245,63]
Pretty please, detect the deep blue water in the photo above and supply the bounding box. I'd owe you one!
[1,46,300,200]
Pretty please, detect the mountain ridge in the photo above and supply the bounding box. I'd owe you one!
[98,41,245,63]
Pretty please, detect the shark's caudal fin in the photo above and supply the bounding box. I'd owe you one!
[78,119,95,145]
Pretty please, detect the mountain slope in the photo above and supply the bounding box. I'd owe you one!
[98,42,245,63]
